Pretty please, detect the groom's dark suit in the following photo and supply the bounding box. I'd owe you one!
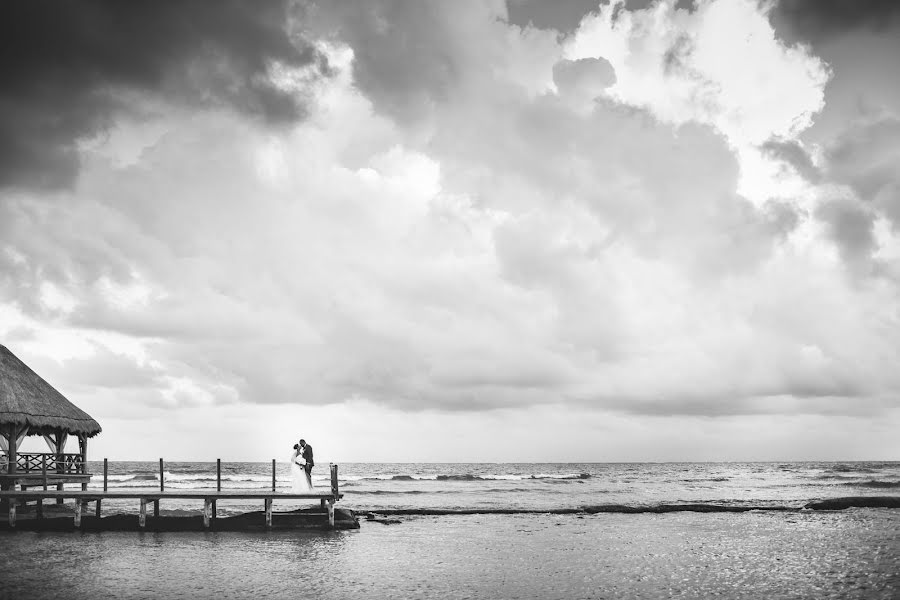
[301,443,314,477]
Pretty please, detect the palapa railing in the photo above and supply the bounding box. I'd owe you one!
[13,453,85,475]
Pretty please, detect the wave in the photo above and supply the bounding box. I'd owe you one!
[823,465,876,474]
[804,497,900,510]
[357,497,900,516]
[841,480,900,489]
[340,472,593,482]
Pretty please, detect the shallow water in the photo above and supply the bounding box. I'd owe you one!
[2,509,898,599]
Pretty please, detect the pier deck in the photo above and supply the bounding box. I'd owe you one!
[0,489,344,529]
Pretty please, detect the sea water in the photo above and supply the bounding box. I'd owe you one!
[1,462,899,599]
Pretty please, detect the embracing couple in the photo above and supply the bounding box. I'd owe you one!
[290,439,314,493]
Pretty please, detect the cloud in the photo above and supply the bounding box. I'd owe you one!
[553,57,617,98]
[823,116,900,228]
[0,0,330,191]
[566,0,830,147]
[760,138,822,183]
[2,0,900,428]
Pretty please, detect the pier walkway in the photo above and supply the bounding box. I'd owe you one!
[0,463,344,529]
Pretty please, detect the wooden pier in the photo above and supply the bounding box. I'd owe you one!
[0,463,347,530]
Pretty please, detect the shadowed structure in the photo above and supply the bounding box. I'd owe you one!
[1,344,101,499]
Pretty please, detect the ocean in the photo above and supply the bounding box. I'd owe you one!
[2,461,899,599]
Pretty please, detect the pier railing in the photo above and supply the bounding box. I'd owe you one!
[2,460,345,530]
[12,452,85,475]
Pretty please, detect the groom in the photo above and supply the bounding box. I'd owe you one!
[299,439,314,485]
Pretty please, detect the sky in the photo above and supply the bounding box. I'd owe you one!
[2,0,899,462]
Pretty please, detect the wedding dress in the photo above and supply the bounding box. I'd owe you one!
[290,449,313,493]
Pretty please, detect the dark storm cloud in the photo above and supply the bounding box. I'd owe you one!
[824,117,900,229]
[816,197,877,264]
[773,0,900,43]
[761,138,822,183]
[506,0,603,33]
[553,57,617,94]
[0,0,328,190]
[505,0,697,34]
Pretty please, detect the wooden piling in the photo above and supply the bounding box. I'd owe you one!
[103,458,108,492]
[265,498,272,529]
[159,458,164,492]
[154,499,159,518]
[95,499,101,518]
[203,498,212,529]
[139,498,147,528]
[74,500,82,528]
[213,458,220,519]
[271,459,276,492]
[41,454,48,491]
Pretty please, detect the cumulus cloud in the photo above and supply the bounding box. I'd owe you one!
[2,0,900,435]
[0,0,330,191]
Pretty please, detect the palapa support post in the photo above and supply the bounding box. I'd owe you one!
[55,429,67,504]
[139,498,147,529]
[265,498,273,529]
[78,434,88,490]
[42,454,48,490]
[7,424,17,478]
[203,498,212,529]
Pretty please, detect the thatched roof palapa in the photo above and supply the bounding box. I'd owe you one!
[0,344,101,437]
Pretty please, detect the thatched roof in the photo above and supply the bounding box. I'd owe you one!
[0,344,101,437]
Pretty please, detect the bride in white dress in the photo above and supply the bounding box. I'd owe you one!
[290,444,313,493]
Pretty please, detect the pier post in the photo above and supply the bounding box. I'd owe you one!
[271,459,276,492]
[203,498,212,529]
[154,499,160,518]
[36,497,43,519]
[103,458,108,492]
[331,464,339,498]
[265,498,272,529]
[74,500,82,528]
[8,502,15,528]
[213,459,220,519]
[95,499,101,518]
[139,498,147,529]
[159,458,164,492]
[327,499,334,528]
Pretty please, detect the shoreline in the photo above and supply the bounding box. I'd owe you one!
[2,496,897,532]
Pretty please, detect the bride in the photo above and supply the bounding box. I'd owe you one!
[290,443,313,493]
